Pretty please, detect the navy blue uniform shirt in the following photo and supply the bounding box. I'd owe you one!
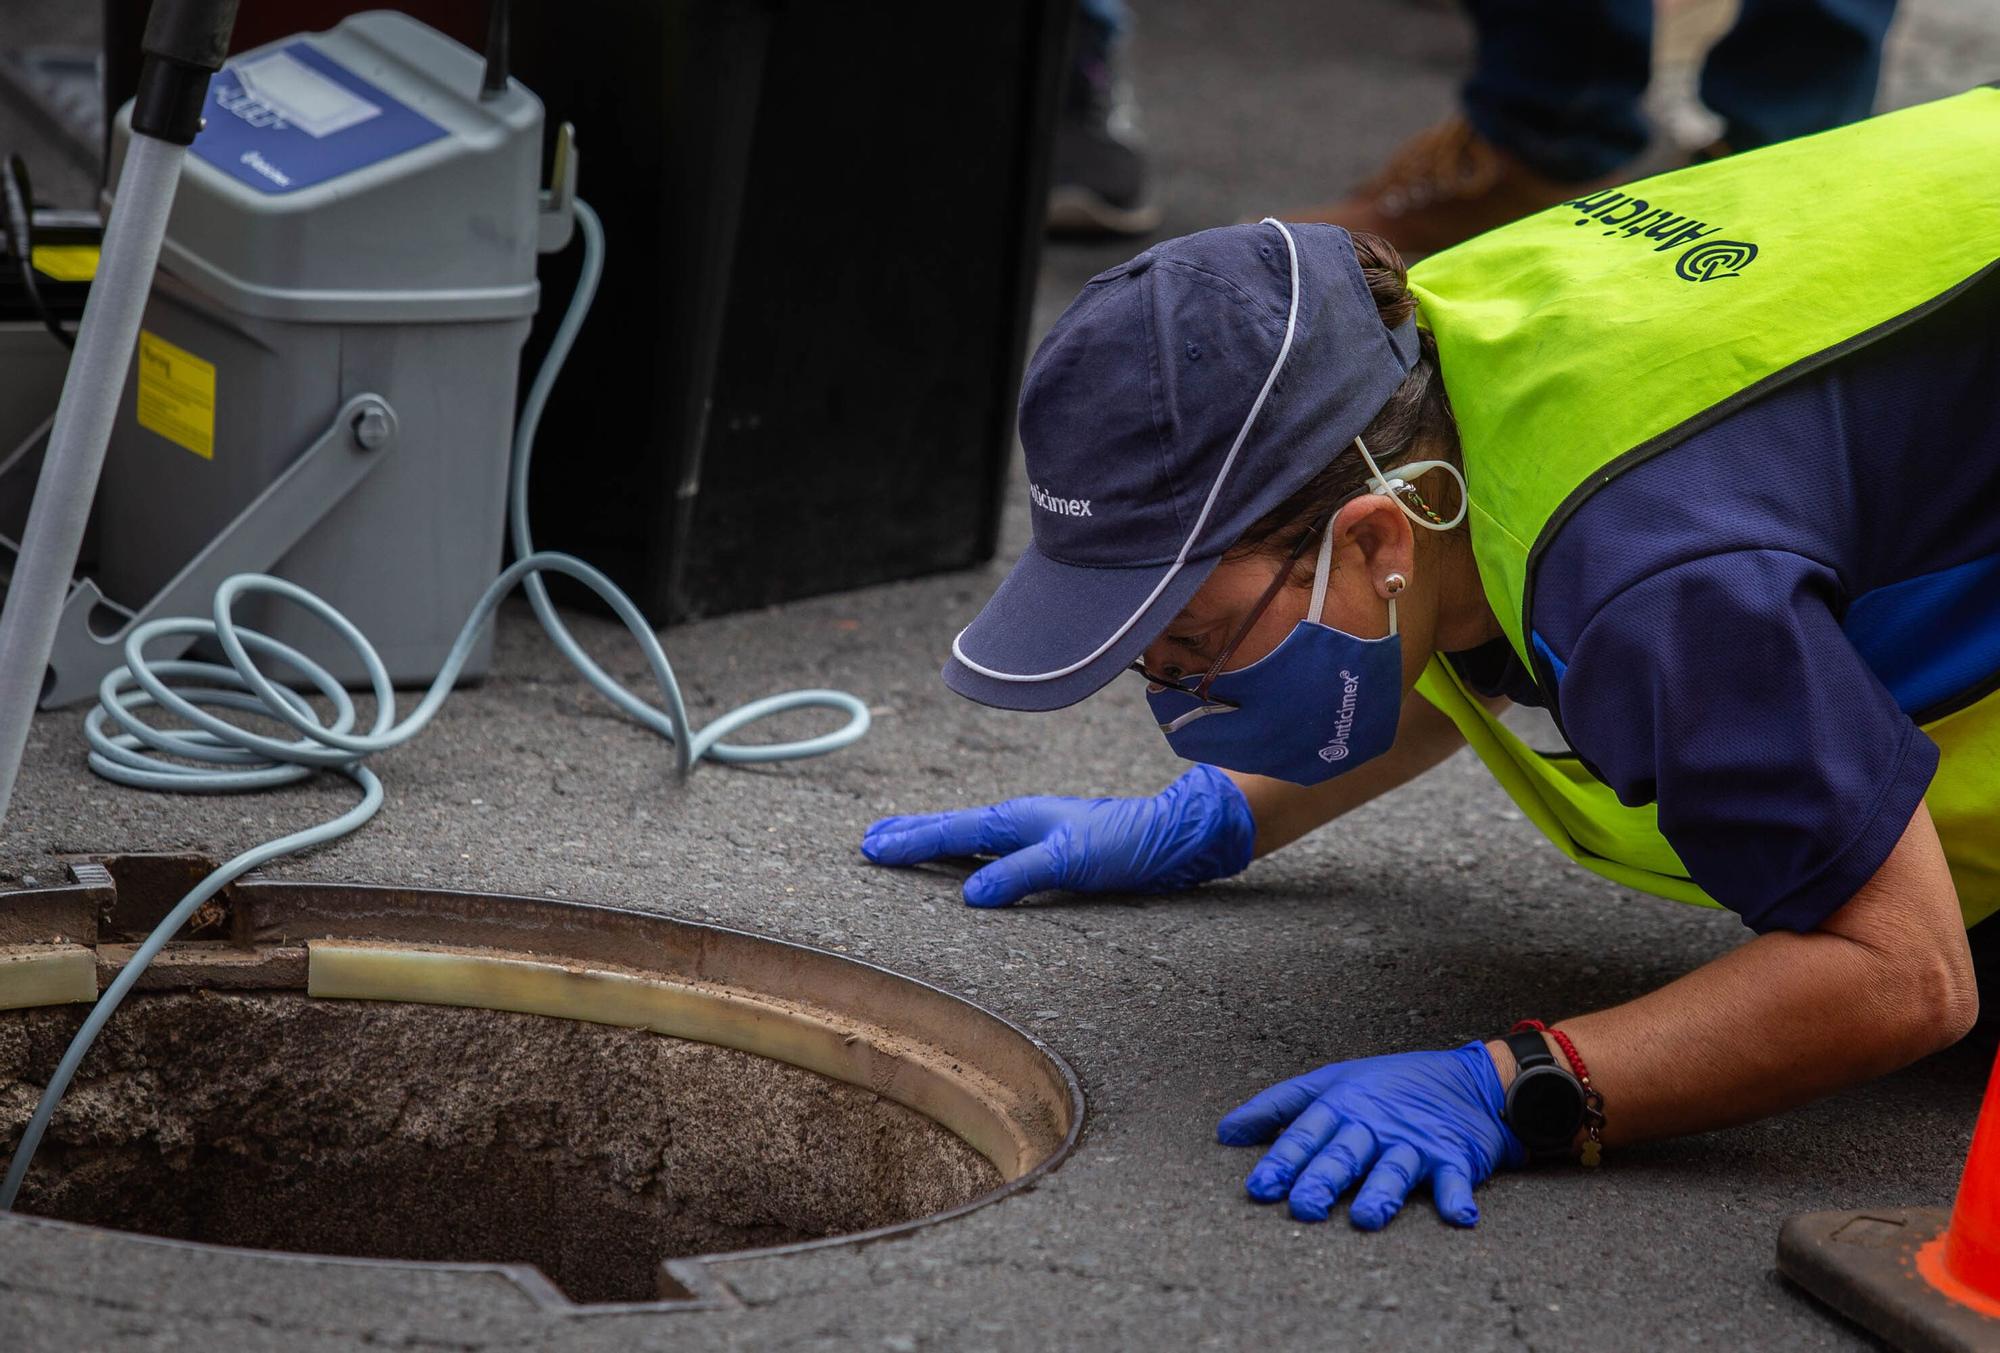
[1445,267,2000,934]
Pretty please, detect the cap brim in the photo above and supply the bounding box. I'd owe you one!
[942,541,1224,712]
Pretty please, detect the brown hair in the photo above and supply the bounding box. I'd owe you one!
[1228,232,1463,572]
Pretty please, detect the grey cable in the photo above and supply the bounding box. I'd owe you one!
[0,198,869,1208]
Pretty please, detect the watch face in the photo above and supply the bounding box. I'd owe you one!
[1506,1065,1586,1152]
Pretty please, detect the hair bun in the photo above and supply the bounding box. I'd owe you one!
[1350,230,1416,330]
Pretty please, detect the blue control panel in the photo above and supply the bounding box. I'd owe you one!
[190,43,448,195]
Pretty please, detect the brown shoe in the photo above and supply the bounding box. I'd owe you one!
[1285,116,1623,259]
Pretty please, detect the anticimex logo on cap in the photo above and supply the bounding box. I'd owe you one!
[1030,483,1093,518]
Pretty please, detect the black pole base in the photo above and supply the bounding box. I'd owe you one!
[1778,1206,2000,1352]
[131,0,241,144]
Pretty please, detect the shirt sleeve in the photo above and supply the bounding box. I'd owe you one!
[1548,549,1939,933]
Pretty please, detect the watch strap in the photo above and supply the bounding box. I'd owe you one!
[1504,1029,1555,1074]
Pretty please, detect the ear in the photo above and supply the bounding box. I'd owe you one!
[1329,493,1416,598]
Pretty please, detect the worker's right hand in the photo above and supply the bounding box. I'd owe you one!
[859,764,1256,908]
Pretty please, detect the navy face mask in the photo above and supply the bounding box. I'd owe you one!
[1144,438,1466,785]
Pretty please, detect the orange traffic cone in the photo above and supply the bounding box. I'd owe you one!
[1917,1047,2000,1324]
[1781,1043,2000,1350]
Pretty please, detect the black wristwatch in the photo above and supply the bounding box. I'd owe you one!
[1501,1030,1586,1158]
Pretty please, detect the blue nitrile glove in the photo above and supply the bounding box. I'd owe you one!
[860,764,1255,908]
[1216,1042,1525,1229]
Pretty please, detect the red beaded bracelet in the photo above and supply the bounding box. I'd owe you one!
[1511,1018,1607,1166]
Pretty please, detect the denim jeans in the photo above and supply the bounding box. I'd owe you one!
[1461,0,1899,181]
[1068,0,1128,110]
[1080,0,1127,36]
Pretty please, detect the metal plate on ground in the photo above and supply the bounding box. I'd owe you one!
[0,858,1085,1313]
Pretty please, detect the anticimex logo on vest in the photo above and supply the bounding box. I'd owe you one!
[1559,189,1760,283]
[1675,240,1759,282]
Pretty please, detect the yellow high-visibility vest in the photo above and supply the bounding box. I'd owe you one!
[1405,86,2000,923]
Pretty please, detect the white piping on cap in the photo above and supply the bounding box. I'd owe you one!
[950,218,1305,684]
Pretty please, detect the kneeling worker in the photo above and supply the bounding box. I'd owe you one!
[861,88,2000,1228]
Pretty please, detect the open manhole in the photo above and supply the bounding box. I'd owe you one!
[0,858,1081,1308]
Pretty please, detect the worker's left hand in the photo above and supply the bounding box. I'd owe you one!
[1216,1042,1524,1229]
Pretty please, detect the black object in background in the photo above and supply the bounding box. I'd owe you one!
[104,0,1069,624]
[512,0,1069,623]
[0,193,94,333]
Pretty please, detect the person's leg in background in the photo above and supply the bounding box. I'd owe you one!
[1697,0,1898,154]
[1460,0,1653,181]
[1047,0,1164,238]
[1291,0,1652,258]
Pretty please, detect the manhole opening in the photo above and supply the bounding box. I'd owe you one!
[1,991,1004,1305]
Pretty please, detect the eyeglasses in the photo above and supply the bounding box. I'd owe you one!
[1128,511,1332,713]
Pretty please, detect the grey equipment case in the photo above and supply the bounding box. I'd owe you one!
[49,10,564,706]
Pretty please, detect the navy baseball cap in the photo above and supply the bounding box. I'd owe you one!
[943,220,1421,712]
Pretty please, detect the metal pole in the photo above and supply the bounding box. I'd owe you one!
[0,0,237,829]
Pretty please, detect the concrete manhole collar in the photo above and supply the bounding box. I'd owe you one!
[0,857,1083,1310]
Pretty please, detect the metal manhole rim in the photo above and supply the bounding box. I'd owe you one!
[0,861,1087,1315]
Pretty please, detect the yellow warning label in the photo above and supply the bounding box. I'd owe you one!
[136,330,216,460]
[29,244,99,282]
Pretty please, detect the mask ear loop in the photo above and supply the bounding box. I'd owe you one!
[1306,516,1337,624]
[1351,435,1469,532]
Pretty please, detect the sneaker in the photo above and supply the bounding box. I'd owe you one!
[1284,116,1622,259]
[1045,19,1161,238]
[1048,122,1162,237]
